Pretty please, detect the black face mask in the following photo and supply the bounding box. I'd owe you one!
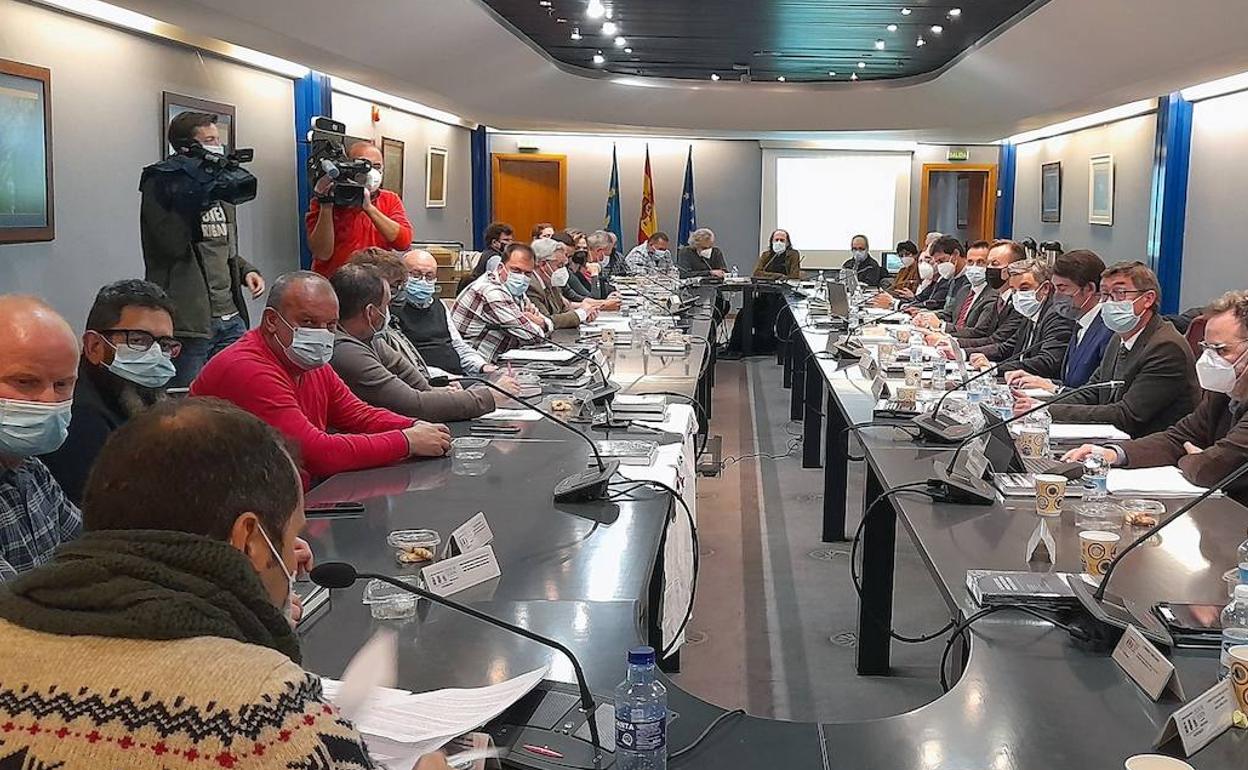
[986,267,1007,290]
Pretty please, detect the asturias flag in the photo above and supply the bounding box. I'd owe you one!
[637,145,658,244]
[604,144,623,248]
[677,145,697,247]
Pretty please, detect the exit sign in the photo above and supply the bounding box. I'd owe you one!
[947,147,970,162]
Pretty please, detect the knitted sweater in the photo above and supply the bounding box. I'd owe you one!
[0,618,372,769]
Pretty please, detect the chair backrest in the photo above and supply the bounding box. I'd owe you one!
[1184,315,1207,357]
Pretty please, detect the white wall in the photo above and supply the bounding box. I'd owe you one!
[1012,114,1157,265]
[1183,89,1248,310]
[331,92,474,247]
[488,135,762,270]
[0,0,299,331]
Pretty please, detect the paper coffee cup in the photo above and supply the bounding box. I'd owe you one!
[1229,645,1248,715]
[1034,473,1067,517]
[1079,530,1120,577]
[1124,756,1195,770]
[1016,427,1048,458]
[877,342,895,361]
[904,364,923,387]
[895,385,918,403]
[895,328,911,344]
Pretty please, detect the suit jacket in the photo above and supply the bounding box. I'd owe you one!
[1060,311,1115,388]
[955,295,1026,349]
[941,285,1000,338]
[842,255,886,287]
[752,248,802,279]
[998,298,1076,379]
[527,279,581,329]
[938,275,970,317]
[1118,390,1248,506]
[1047,314,1198,438]
[908,276,952,311]
[676,246,727,278]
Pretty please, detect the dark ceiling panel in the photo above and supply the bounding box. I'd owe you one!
[482,0,1039,82]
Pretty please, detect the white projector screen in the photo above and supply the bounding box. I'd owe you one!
[761,149,912,269]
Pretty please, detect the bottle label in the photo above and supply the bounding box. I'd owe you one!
[1239,563,1248,584]
[616,715,666,752]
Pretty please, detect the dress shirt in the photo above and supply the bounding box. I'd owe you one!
[0,459,82,581]
[1075,303,1103,345]
[450,270,548,362]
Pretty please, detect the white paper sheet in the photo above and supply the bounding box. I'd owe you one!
[474,408,544,422]
[498,348,578,363]
[1106,466,1216,497]
[1011,423,1130,441]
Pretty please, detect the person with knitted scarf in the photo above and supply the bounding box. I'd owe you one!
[0,397,449,770]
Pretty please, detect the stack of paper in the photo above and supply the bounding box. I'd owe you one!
[1011,423,1131,441]
[1106,466,1216,497]
[475,408,543,422]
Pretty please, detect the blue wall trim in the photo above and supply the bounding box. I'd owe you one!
[995,142,1016,240]
[470,126,491,251]
[294,71,332,269]
[1148,92,1193,314]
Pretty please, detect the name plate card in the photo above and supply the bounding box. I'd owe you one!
[420,546,501,597]
[1154,677,1235,757]
[447,512,494,557]
[1113,625,1185,701]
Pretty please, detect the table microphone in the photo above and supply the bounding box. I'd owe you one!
[430,375,619,503]
[309,562,604,761]
[535,335,620,405]
[912,338,1048,444]
[928,379,1124,505]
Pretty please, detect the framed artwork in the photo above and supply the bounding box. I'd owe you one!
[1041,161,1062,223]
[426,146,448,208]
[0,58,54,243]
[1089,154,1115,226]
[381,137,405,196]
[162,91,235,157]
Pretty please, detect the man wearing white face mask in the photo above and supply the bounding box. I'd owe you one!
[526,238,603,330]
[0,296,82,581]
[676,228,728,279]
[1065,290,1248,505]
[965,260,1074,379]
[307,141,413,279]
[193,272,451,484]
[917,240,999,335]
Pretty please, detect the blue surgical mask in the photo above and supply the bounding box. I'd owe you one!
[1012,290,1042,318]
[405,278,436,306]
[105,339,176,389]
[275,313,335,371]
[0,398,72,457]
[963,265,987,287]
[772,240,788,254]
[505,270,531,297]
[1101,299,1142,334]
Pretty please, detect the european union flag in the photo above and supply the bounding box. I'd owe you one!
[604,144,623,249]
[678,145,697,247]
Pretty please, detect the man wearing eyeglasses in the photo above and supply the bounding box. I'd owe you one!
[1065,289,1248,505]
[1011,262,1197,438]
[42,281,180,505]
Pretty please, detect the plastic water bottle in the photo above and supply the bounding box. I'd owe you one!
[1082,454,1109,502]
[730,264,739,279]
[1220,585,1248,677]
[615,646,667,770]
[1239,537,1248,585]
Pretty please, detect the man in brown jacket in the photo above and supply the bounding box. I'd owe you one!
[329,264,496,422]
[527,238,611,329]
[1065,289,1248,505]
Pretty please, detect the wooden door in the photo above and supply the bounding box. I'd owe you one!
[491,153,567,239]
[919,163,998,243]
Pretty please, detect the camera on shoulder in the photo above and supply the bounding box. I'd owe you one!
[306,116,372,208]
[140,143,257,212]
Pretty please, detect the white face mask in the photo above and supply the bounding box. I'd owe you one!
[199,144,226,157]
[963,265,987,287]
[365,167,383,193]
[901,255,916,268]
[275,313,335,370]
[698,248,713,259]
[256,523,296,626]
[772,240,787,254]
[917,262,935,281]
[936,261,956,280]
[550,266,570,287]
[1195,347,1245,394]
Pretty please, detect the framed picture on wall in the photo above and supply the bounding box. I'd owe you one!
[0,58,55,243]
[381,137,404,196]
[426,146,448,208]
[162,92,235,157]
[1088,154,1114,226]
[1041,161,1062,223]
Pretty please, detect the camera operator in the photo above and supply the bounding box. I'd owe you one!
[140,111,266,387]
[306,141,413,279]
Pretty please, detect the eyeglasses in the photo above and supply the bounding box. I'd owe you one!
[103,329,182,358]
[407,270,438,282]
[1199,339,1248,354]
[1099,288,1147,302]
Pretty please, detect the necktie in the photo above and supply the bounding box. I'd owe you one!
[956,292,975,328]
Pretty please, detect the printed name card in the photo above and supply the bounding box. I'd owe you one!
[448,512,494,557]
[420,546,501,597]
[1113,625,1185,701]
[1154,677,1235,757]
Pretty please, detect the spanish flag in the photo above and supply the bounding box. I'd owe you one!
[637,145,658,244]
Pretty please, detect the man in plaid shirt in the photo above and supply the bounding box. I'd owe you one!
[0,296,83,580]
[452,242,550,362]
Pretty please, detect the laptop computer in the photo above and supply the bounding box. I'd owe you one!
[883,251,902,272]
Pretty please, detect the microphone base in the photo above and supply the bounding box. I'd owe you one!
[588,381,621,406]
[488,681,616,769]
[927,461,996,505]
[911,411,977,444]
[1066,573,1174,650]
[554,461,621,503]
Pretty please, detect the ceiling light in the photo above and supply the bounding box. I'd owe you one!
[586,0,605,19]
[570,28,582,40]
[592,51,605,65]
[604,6,612,18]
[1182,70,1248,101]
[778,75,786,82]
[948,7,962,17]
[930,24,943,34]
[901,7,912,15]
[614,36,626,46]
[601,20,617,35]
[624,47,632,53]
[850,72,859,81]
[874,39,885,50]
[886,23,898,32]
[556,17,567,23]
[857,61,866,69]
[710,73,720,81]
[828,71,837,76]
[538,0,551,6]
[916,36,926,46]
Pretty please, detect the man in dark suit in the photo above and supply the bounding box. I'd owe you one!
[1065,289,1248,505]
[1016,262,1197,438]
[946,240,1028,349]
[1008,249,1112,390]
[842,234,887,287]
[916,240,995,337]
[966,260,1074,379]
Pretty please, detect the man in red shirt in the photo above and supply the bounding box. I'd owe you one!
[306,142,413,278]
[191,271,450,483]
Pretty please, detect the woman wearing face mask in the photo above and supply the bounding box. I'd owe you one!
[565,248,597,302]
[676,228,728,279]
[842,234,887,287]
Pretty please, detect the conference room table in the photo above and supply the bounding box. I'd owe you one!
[298,281,1246,770]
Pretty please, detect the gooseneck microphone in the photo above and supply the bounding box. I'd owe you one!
[536,335,620,405]
[310,562,603,759]
[430,374,620,502]
[913,338,1048,443]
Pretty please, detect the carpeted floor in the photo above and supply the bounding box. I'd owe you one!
[670,354,950,723]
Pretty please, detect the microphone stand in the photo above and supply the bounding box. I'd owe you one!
[912,338,1048,443]
[536,335,621,406]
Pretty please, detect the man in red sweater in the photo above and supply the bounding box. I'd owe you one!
[192,271,450,483]
[306,141,413,278]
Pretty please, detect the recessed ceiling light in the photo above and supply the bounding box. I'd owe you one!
[604,6,612,18]
[901,7,912,15]
[886,23,898,32]
[556,17,567,23]
[710,73,720,81]
[570,28,582,40]
[916,36,926,46]
[930,24,943,34]
[850,72,859,80]
[777,75,786,82]
[874,39,886,50]
[586,0,605,19]
[538,0,551,6]
[857,61,866,69]
[828,71,837,76]
[948,7,962,17]
[614,36,626,46]
[624,47,632,53]
[592,51,605,65]
[601,21,617,35]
